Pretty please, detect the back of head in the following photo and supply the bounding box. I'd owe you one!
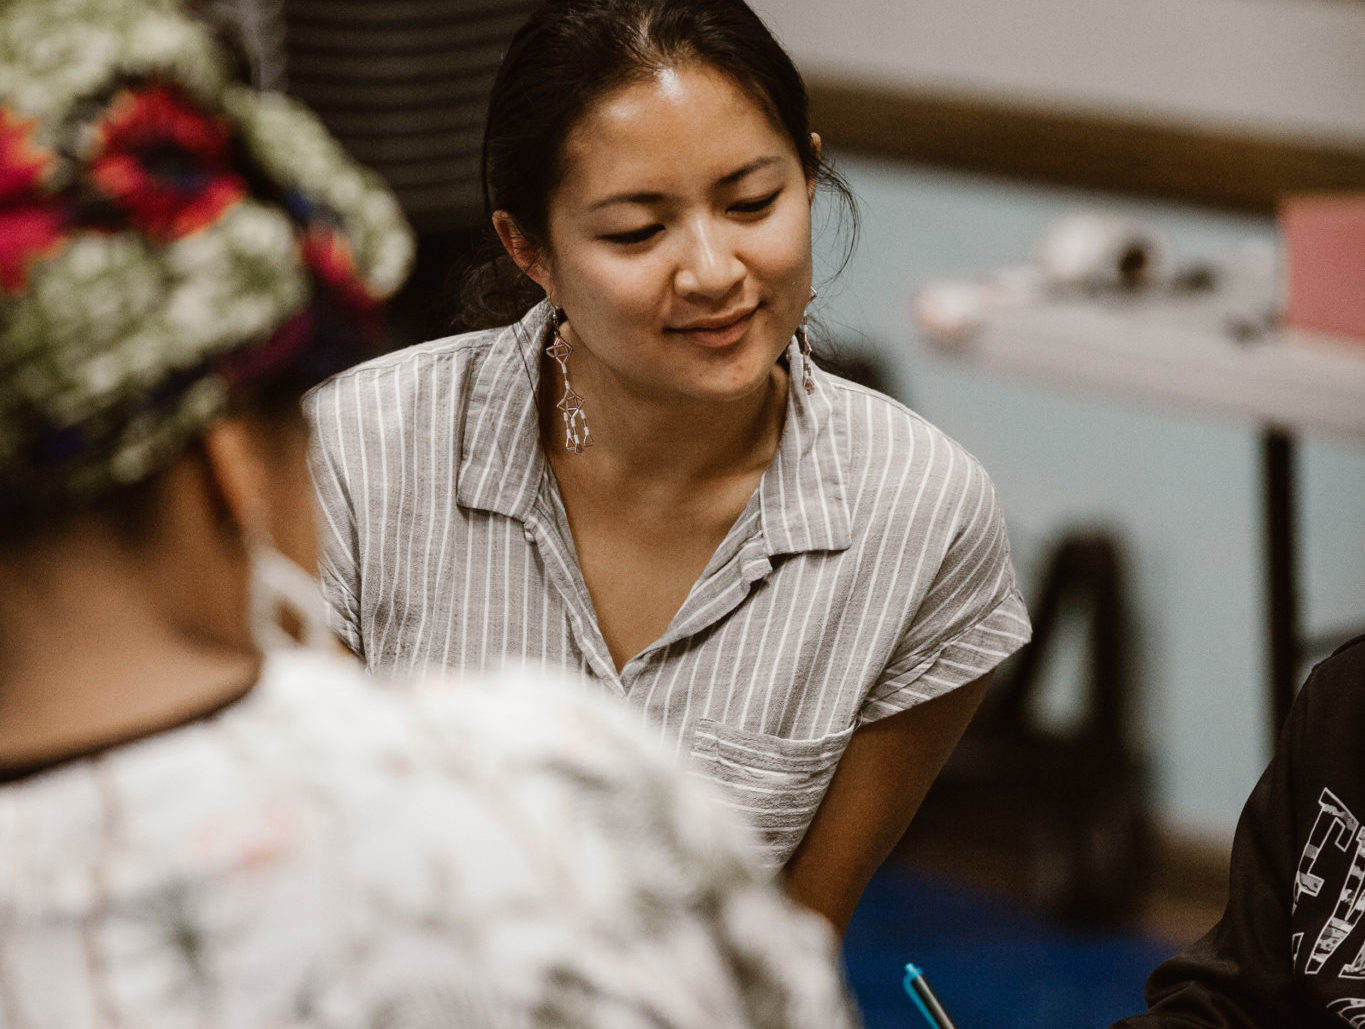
[462,0,824,328]
[0,0,415,542]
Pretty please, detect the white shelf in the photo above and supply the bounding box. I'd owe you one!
[929,282,1365,443]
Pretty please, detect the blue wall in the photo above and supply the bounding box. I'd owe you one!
[813,155,1365,840]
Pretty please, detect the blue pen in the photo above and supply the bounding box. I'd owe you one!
[903,963,959,1029]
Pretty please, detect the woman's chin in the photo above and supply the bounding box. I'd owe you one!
[676,361,785,406]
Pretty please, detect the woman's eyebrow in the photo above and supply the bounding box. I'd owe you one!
[716,154,785,187]
[586,155,788,212]
[589,190,668,212]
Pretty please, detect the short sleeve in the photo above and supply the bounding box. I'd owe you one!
[305,378,364,657]
[859,456,1031,725]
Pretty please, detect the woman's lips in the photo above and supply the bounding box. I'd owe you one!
[668,307,757,348]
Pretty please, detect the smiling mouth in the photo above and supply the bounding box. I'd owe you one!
[668,307,758,348]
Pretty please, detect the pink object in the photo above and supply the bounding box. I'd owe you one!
[1280,193,1365,343]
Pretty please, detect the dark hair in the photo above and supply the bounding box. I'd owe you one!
[452,0,857,330]
[0,396,311,555]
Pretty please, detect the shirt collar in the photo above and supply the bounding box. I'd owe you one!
[457,301,553,522]
[457,306,853,557]
[757,341,852,558]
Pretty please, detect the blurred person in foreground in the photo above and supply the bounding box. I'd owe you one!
[0,1,857,1026]
[1112,634,1365,1028]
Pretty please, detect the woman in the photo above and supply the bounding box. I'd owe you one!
[308,0,1032,932]
[0,2,857,1024]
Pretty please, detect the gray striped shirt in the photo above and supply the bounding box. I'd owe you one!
[307,301,1032,866]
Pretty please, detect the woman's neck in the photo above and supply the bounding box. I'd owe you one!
[0,531,260,771]
[540,349,789,487]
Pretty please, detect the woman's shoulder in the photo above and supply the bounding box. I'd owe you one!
[306,305,550,431]
[253,652,765,879]
[404,661,708,803]
[304,317,544,464]
[256,653,696,796]
[308,323,506,401]
[817,370,996,499]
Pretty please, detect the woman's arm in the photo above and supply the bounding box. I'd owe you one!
[782,673,991,934]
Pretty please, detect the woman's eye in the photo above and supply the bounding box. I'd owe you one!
[602,225,662,245]
[731,190,780,215]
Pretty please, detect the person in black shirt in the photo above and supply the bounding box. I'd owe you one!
[1114,634,1365,1028]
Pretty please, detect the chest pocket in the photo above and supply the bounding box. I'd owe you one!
[689,719,855,870]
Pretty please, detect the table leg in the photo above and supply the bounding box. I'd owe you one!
[1263,428,1300,745]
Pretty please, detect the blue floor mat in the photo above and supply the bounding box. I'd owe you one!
[843,866,1178,1028]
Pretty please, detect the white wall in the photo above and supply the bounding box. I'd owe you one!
[755,0,1365,144]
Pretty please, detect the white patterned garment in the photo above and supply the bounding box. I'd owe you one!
[0,650,858,1029]
[308,301,1032,868]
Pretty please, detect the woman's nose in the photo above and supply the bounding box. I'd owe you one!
[673,218,744,298]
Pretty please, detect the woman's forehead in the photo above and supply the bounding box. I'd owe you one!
[553,63,799,206]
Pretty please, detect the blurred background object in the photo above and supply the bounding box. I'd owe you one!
[203,0,288,89]
[281,0,536,343]
[1280,193,1365,345]
[910,531,1151,929]
[1032,210,1175,292]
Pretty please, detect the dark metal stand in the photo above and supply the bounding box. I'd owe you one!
[1263,428,1300,746]
[912,533,1152,928]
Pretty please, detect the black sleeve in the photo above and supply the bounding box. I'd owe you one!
[1109,685,1309,1028]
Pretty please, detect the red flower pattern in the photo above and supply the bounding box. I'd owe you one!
[301,224,379,315]
[1,108,55,202]
[88,84,245,240]
[0,109,65,292]
[0,206,66,293]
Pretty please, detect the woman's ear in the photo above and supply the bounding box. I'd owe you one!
[200,413,320,576]
[492,210,554,297]
[199,418,270,540]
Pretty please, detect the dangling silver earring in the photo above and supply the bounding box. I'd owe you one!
[248,534,335,653]
[798,287,818,395]
[546,307,592,454]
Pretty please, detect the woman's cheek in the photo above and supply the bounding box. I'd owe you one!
[606,253,677,307]
[751,212,812,275]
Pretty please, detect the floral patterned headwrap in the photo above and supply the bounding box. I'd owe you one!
[0,0,415,519]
